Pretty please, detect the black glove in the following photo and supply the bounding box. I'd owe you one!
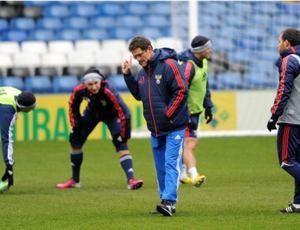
[112,134,127,147]
[267,114,279,132]
[1,165,13,187]
[188,118,198,130]
[205,107,213,124]
[69,126,81,142]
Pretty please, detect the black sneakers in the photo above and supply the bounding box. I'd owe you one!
[279,203,300,213]
[154,200,175,216]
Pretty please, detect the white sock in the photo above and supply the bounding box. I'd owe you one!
[180,164,187,180]
[293,204,300,208]
[188,167,198,182]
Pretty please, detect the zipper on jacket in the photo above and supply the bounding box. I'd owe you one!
[148,64,158,136]
[92,94,99,120]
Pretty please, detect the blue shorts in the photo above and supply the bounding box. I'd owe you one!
[70,109,128,152]
[185,113,200,138]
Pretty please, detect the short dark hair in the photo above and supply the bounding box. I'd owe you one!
[281,28,300,46]
[128,37,152,51]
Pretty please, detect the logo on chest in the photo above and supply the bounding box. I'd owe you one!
[83,97,91,103]
[155,75,162,84]
[101,100,107,106]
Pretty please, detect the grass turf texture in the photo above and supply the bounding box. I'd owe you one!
[0,136,299,229]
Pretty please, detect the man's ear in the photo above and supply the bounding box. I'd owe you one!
[284,39,291,48]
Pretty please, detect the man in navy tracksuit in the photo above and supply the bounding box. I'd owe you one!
[122,37,189,216]
[56,68,143,190]
[267,28,300,213]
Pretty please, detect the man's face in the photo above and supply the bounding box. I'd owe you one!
[86,81,101,94]
[278,33,290,55]
[131,47,152,67]
[200,48,212,59]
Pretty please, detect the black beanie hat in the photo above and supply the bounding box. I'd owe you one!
[191,36,212,53]
[17,91,36,112]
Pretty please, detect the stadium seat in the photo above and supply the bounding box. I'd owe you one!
[0,54,13,71]
[21,41,48,54]
[71,4,98,17]
[44,5,71,18]
[200,2,227,14]
[57,29,82,41]
[199,15,221,28]
[48,41,75,54]
[7,67,30,78]
[37,17,64,30]
[225,15,246,28]
[95,50,123,67]
[244,71,271,89]
[67,51,96,68]
[64,17,89,30]
[2,30,28,42]
[0,41,20,54]
[117,16,143,28]
[156,37,184,51]
[13,53,41,68]
[125,2,148,15]
[0,76,25,91]
[99,3,125,16]
[62,66,85,77]
[82,28,110,40]
[90,16,116,29]
[22,6,43,19]
[113,28,135,40]
[0,6,19,19]
[35,67,58,78]
[228,2,253,14]
[144,15,170,28]
[218,72,243,89]
[0,19,9,32]
[98,66,112,77]
[41,53,68,68]
[138,28,162,40]
[251,14,273,26]
[30,29,57,42]
[24,1,52,7]
[75,40,101,53]
[107,74,128,92]
[101,39,127,55]
[235,38,260,50]
[11,18,36,31]
[150,2,172,15]
[25,76,53,93]
[53,75,79,93]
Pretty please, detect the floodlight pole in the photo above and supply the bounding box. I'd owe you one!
[189,1,199,44]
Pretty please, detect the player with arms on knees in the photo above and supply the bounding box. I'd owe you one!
[0,87,36,193]
[56,68,143,190]
[178,35,213,187]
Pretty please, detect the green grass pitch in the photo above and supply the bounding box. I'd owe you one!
[0,136,299,229]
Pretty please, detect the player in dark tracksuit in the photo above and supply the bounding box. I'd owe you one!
[56,68,143,190]
[267,28,300,213]
[122,37,189,216]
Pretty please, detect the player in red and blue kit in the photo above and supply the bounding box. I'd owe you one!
[267,28,300,213]
[56,68,143,190]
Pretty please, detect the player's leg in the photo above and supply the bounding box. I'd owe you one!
[278,125,300,212]
[56,109,98,188]
[105,116,143,189]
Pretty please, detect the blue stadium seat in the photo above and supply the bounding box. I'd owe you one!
[275,14,298,27]
[10,17,35,31]
[207,73,217,90]
[228,50,253,63]
[30,29,56,42]
[138,28,162,40]
[24,1,52,6]
[244,71,271,89]
[212,39,235,51]
[71,4,98,17]
[228,2,253,14]
[235,38,260,50]
[44,5,71,18]
[242,27,267,39]
[225,15,246,28]
[108,74,128,92]
[37,17,64,30]
[150,2,171,15]
[99,3,125,16]
[251,14,273,25]
[200,2,227,14]
[219,27,240,39]
[53,75,79,93]
[57,29,81,41]
[64,17,89,30]
[113,28,135,40]
[117,16,143,28]
[125,2,148,15]
[26,76,53,93]
[218,72,243,89]
[0,19,9,31]
[2,30,28,42]
[277,2,300,13]
[82,28,110,40]
[0,76,25,91]
[145,15,170,28]
[90,16,115,29]
[199,15,221,28]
